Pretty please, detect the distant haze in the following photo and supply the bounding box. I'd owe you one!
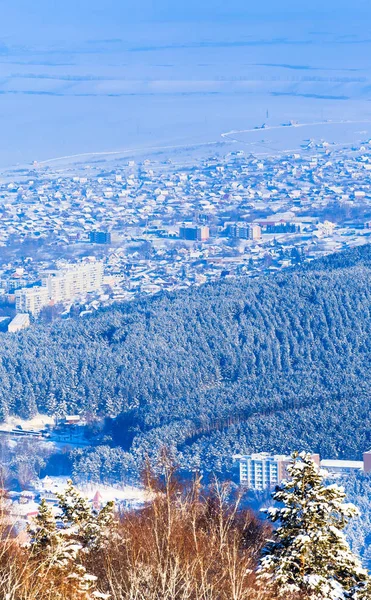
[0,0,370,167]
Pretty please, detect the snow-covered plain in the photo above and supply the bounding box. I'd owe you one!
[0,0,370,167]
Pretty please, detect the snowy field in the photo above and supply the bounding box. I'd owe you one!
[0,0,370,168]
[2,414,54,432]
[34,476,148,507]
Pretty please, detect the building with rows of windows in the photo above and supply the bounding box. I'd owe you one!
[14,259,103,316]
[233,452,320,490]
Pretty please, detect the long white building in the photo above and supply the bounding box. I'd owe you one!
[233,452,320,490]
[42,260,103,303]
[233,452,371,490]
[8,313,30,332]
[15,260,103,316]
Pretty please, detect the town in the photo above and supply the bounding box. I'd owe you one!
[0,133,370,329]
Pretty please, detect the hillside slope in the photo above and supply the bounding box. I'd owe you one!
[3,244,371,474]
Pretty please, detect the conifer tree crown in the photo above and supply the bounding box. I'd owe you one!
[258,451,371,600]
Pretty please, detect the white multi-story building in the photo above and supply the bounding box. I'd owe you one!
[248,224,262,240]
[234,452,320,490]
[15,260,103,316]
[234,453,285,490]
[42,260,104,303]
[15,286,49,316]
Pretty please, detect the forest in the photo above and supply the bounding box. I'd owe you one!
[3,244,371,480]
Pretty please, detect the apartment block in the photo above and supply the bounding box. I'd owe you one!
[89,231,111,244]
[248,224,262,240]
[226,222,249,239]
[234,452,320,490]
[42,260,104,303]
[179,224,209,241]
[15,287,49,316]
[226,222,261,240]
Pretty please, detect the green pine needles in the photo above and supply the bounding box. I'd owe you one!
[258,451,371,599]
[28,481,113,599]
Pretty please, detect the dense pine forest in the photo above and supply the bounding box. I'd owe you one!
[3,244,371,479]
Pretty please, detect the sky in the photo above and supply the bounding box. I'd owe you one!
[0,0,370,167]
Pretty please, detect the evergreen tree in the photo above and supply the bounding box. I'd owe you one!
[28,498,59,555]
[57,479,115,550]
[258,451,371,599]
[57,479,92,528]
[30,493,110,599]
[95,500,115,549]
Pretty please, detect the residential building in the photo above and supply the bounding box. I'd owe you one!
[226,222,250,239]
[179,224,209,241]
[234,452,371,488]
[234,453,289,490]
[226,222,261,240]
[15,287,49,316]
[89,231,111,244]
[42,260,104,303]
[249,224,262,240]
[233,453,320,490]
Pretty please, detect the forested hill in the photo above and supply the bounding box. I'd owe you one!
[4,244,371,474]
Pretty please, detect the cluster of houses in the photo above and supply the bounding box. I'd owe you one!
[0,138,370,322]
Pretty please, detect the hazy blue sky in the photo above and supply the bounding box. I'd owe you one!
[1,0,370,39]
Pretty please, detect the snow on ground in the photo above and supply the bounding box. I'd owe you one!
[1,414,54,432]
[6,475,149,524]
[222,121,371,156]
[0,1,370,168]
[33,476,148,506]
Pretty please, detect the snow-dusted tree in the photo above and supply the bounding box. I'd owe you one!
[94,500,115,548]
[57,479,114,550]
[28,497,60,555]
[49,540,103,600]
[258,451,371,600]
[30,493,110,599]
[57,479,92,527]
